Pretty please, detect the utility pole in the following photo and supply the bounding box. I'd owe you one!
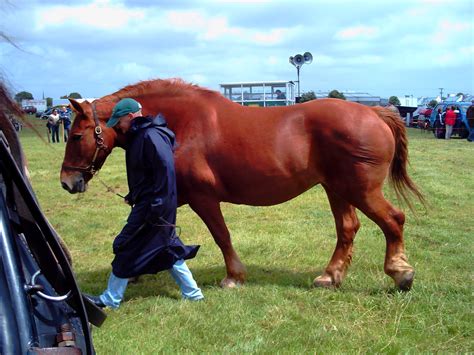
[439,87,443,99]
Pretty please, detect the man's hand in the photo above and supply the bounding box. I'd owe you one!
[123,194,133,206]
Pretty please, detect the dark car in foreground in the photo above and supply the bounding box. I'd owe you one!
[0,115,106,353]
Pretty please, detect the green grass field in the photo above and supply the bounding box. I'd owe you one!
[19,116,473,353]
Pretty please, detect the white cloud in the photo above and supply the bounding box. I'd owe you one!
[188,74,209,85]
[335,25,379,40]
[114,62,153,79]
[432,19,472,42]
[164,9,292,45]
[34,0,145,31]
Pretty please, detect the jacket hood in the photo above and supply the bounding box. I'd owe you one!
[129,114,176,146]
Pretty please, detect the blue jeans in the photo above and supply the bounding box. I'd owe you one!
[51,125,60,143]
[100,259,203,309]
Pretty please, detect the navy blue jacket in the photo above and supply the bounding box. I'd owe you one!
[60,111,71,129]
[111,115,199,278]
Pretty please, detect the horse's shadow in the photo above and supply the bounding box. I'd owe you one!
[77,263,399,303]
[76,264,322,301]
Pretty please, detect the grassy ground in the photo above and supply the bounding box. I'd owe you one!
[19,116,473,353]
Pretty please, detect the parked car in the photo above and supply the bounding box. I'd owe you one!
[40,107,57,120]
[429,102,473,139]
[22,105,37,114]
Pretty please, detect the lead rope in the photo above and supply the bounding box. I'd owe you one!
[95,174,181,237]
[95,172,125,199]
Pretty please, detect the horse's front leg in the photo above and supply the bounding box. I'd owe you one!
[314,186,360,288]
[189,197,246,288]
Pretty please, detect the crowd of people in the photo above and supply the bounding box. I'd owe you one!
[433,105,461,140]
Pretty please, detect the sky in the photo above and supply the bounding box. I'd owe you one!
[1,0,473,102]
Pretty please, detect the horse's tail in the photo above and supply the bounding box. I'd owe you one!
[372,106,425,209]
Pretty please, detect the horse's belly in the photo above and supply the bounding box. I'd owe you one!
[219,169,321,206]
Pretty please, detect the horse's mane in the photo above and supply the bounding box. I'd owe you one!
[0,81,27,170]
[102,78,220,102]
[0,81,23,117]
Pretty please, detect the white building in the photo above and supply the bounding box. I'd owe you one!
[21,99,47,112]
[397,95,418,107]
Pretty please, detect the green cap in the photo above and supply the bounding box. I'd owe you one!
[107,98,142,127]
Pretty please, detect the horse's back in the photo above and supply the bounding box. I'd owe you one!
[178,98,395,205]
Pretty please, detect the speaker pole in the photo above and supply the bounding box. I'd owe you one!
[297,66,301,99]
[289,51,313,103]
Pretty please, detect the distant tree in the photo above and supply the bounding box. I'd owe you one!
[46,97,53,107]
[456,92,464,97]
[299,91,316,103]
[14,91,33,103]
[68,92,82,99]
[60,92,82,99]
[388,96,401,106]
[328,90,346,100]
[428,99,438,108]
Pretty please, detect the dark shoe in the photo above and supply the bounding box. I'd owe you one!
[84,294,106,309]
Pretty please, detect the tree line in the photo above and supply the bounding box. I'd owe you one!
[14,91,82,106]
[299,91,455,108]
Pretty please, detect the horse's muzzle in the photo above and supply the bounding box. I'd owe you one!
[61,175,87,194]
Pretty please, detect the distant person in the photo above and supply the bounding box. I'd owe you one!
[444,106,456,140]
[275,90,286,99]
[60,106,72,142]
[436,108,445,125]
[386,103,400,116]
[47,109,60,143]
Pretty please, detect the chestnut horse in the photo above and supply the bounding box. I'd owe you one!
[60,79,423,290]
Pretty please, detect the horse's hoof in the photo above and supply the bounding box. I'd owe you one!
[220,277,242,288]
[395,270,414,291]
[313,275,335,288]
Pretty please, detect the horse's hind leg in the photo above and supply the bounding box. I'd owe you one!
[189,197,246,288]
[314,186,360,288]
[354,190,414,291]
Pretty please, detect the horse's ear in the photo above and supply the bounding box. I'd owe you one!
[69,98,84,115]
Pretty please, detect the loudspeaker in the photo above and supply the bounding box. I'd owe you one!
[303,52,313,64]
[292,54,304,67]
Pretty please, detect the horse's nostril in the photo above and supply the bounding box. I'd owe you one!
[76,178,86,193]
[61,181,70,191]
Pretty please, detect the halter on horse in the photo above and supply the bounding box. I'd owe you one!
[61,102,110,176]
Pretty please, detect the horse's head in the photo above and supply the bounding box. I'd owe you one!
[60,99,119,193]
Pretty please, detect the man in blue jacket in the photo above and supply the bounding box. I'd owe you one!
[59,106,72,142]
[87,98,204,309]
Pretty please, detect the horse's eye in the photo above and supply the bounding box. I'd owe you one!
[72,134,83,141]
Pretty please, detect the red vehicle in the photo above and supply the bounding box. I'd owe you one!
[412,106,433,128]
[22,105,37,114]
